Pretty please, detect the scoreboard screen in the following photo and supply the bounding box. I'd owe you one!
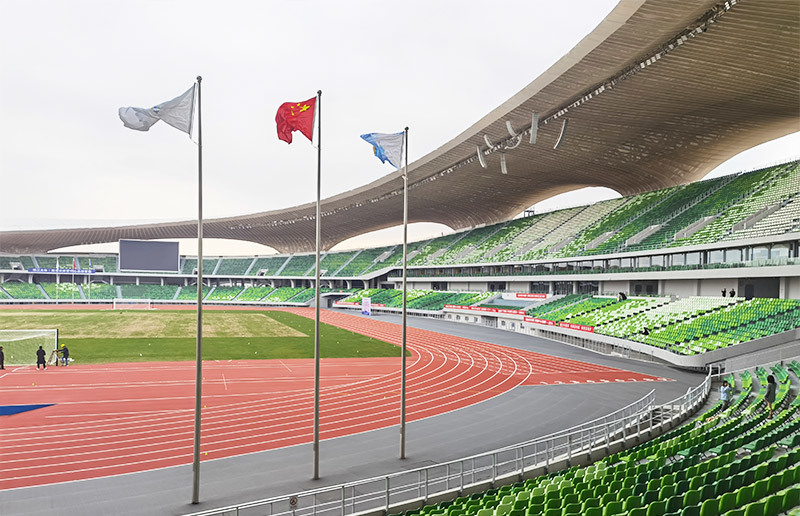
[119,240,180,272]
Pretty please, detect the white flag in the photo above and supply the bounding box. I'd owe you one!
[119,85,196,136]
[360,132,405,169]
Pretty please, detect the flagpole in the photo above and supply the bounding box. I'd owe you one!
[400,126,409,459]
[313,89,322,480]
[191,75,203,505]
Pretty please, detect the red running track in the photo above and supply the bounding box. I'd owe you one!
[0,307,670,490]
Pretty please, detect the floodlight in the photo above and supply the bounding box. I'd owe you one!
[477,146,487,168]
[553,119,568,149]
[500,153,508,175]
[505,121,518,137]
[530,113,539,144]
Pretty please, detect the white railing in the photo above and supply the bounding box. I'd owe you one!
[184,374,711,516]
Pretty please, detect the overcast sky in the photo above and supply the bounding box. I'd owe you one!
[1,0,798,256]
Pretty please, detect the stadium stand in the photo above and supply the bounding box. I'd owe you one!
[206,286,243,301]
[279,255,317,276]
[181,258,219,275]
[336,247,395,276]
[430,225,508,265]
[86,256,117,272]
[40,282,81,299]
[176,285,210,300]
[82,282,117,299]
[317,251,356,276]
[389,363,800,516]
[235,286,275,301]
[35,255,76,269]
[215,258,254,276]
[0,282,46,299]
[262,287,305,303]
[526,294,590,317]
[119,284,179,300]
[247,256,290,276]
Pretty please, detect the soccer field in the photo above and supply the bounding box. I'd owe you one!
[0,309,402,363]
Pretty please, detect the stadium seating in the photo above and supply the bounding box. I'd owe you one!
[430,226,508,265]
[206,286,243,301]
[215,258,254,276]
[338,247,395,276]
[409,234,467,266]
[247,256,290,276]
[36,255,77,269]
[181,258,219,275]
[279,255,317,276]
[40,282,81,299]
[318,252,356,276]
[235,286,275,301]
[119,284,179,300]
[389,363,800,516]
[685,163,800,245]
[262,287,305,302]
[85,256,117,272]
[0,282,46,299]
[339,289,492,310]
[176,285,210,300]
[526,294,589,318]
[82,282,117,299]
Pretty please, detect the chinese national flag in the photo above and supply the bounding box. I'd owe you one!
[276,97,316,144]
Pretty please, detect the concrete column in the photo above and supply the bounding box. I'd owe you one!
[573,281,579,295]
[780,277,789,299]
[658,280,666,296]
[548,281,554,295]
[136,277,140,286]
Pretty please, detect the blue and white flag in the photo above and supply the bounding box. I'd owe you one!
[360,132,404,169]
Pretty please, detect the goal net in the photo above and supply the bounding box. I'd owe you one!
[112,298,153,310]
[0,330,58,366]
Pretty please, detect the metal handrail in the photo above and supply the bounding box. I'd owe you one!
[184,375,710,516]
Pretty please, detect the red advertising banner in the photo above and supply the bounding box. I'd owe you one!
[557,322,595,333]
[523,317,594,333]
[515,293,548,299]
[444,304,526,316]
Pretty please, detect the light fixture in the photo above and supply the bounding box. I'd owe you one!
[477,146,487,168]
[530,112,539,144]
[500,153,508,174]
[553,118,568,149]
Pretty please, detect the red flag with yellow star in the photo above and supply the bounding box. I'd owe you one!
[276,97,316,144]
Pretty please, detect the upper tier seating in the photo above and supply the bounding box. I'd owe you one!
[215,258,254,276]
[85,257,117,272]
[181,258,219,275]
[338,247,395,276]
[247,256,290,276]
[318,252,355,276]
[279,255,317,276]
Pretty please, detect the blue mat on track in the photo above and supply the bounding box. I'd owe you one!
[0,404,54,416]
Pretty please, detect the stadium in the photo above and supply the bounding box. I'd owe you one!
[1,0,800,515]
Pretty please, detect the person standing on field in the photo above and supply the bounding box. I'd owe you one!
[0,345,4,369]
[36,345,46,370]
[59,345,69,366]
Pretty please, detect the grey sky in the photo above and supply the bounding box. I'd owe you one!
[1,1,798,256]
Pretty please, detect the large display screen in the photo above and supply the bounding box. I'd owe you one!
[119,240,180,272]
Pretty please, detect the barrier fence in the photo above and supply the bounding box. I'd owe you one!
[185,374,711,516]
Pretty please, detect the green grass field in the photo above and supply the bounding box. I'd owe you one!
[0,309,402,364]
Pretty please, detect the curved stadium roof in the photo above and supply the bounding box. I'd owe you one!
[1,0,798,254]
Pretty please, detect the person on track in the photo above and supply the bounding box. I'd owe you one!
[36,345,46,370]
[0,345,4,370]
[59,344,69,366]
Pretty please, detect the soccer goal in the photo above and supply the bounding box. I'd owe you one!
[112,298,153,310]
[0,329,58,366]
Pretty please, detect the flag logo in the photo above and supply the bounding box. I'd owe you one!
[276,97,317,144]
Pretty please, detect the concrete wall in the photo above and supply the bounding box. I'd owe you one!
[787,277,800,299]
[601,280,628,294]
[666,279,699,297]
[699,278,730,297]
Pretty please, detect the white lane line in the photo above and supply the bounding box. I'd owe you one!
[222,373,228,391]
